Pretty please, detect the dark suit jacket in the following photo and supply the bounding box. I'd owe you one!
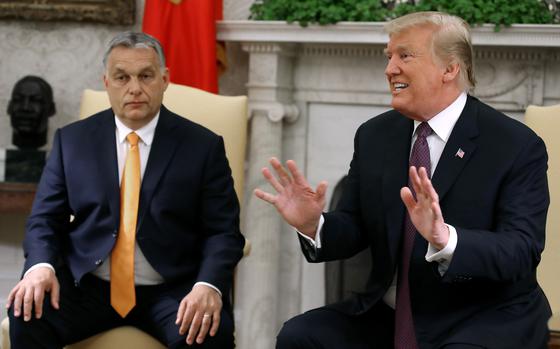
[301,96,551,348]
[23,105,244,299]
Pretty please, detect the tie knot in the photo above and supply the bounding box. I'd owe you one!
[416,122,432,139]
[127,132,139,146]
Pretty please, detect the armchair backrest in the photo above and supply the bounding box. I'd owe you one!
[524,104,560,316]
[79,83,248,201]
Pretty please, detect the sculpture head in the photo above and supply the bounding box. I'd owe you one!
[7,75,56,149]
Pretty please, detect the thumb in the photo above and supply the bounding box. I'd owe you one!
[316,181,328,201]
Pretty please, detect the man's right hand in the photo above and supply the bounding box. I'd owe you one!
[6,267,60,321]
[254,157,328,239]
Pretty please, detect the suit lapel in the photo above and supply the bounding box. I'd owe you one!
[431,96,480,201]
[136,106,181,231]
[93,111,120,227]
[382,115,414,264]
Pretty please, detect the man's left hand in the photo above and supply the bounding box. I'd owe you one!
[401,166,449,249]
[176,283,222,345]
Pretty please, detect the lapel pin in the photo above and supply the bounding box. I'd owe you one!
[455,148,465,159]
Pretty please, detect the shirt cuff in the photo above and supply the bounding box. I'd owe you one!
[425,224,457,275]
[24,263,55,278]
[194,282,222,297]
[295,215,324,249]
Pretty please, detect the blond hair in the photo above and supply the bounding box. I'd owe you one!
[385,11,476,91]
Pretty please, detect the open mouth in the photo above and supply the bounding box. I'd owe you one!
[393,82,409,92]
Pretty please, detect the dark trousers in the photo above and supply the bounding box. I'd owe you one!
[8,267,234,349]
[276,302,395,349]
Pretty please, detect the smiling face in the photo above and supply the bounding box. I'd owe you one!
[384,24,460,121]
[103,46,169,130]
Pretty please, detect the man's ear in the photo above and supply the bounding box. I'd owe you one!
[103,74,109,89]
[443,62,460,83]
[162,68,170,91]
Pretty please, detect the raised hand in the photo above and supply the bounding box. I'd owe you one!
[400,166,449,249]
[254,157,328,238]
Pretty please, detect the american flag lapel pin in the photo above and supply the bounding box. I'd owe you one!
[455,148,465,159]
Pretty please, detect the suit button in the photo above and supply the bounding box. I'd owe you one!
[112,233,117,238]
[74,280,79,287]
[95,259,103,265]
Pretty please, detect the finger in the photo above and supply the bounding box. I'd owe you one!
[262,167,284,193]
[196,314,212,344]
[6,284,19,309]
[286,160,308,186]
[424,175,440,203]
[34,286,45,319]
[179,303,196,336]
[187,312,203,345]
[209,309,221,337]
[418,167,432,198]
[23,286,34,321]
[176,298,187,325]
[51,278,60,310]
[408,166,422,196]
[270,157,291,185]
[254,188,277,205]
[315,181,328,201]
[400,187,416,212]
[13,286,26,317]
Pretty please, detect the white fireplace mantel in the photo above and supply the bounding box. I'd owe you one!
[223,20,560,349]
[218,20,560,47]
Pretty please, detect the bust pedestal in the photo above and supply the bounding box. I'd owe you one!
[0,148,46,183]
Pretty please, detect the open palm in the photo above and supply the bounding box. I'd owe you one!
[400,166,449,249]
[254,157,327,238]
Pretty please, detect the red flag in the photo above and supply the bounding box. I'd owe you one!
[142,0,223,93]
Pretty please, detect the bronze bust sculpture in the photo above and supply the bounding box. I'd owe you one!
[7,75,56,149]
[3,76,55,182]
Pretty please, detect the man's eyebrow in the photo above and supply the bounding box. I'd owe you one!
[111,67,127,74]
[384,44,409,54]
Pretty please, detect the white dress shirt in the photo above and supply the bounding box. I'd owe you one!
[299,92,467,308]
[27,112,220,295]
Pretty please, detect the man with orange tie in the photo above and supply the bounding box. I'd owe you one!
[6,31,244,348]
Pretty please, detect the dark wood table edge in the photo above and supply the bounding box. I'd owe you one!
[0,182,37,214]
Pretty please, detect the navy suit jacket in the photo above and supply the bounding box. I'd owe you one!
[301,96,551,348]
[23,105,244,298]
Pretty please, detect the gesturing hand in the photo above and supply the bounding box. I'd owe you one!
[6,267,60,321]
[254,157,328,238]
[400,166,449,249]
[176,284,222,345]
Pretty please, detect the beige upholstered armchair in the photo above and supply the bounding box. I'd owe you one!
[1,83,248,349]
[525,104,560,348]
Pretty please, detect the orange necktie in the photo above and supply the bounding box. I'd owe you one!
[111,132,140,318]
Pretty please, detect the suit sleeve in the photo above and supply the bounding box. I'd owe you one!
[23,129,71,273]
[443,135,549,283]
[196,136,244,294]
